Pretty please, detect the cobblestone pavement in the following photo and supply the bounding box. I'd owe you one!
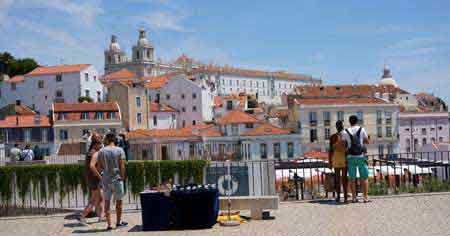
[1,192,450,236]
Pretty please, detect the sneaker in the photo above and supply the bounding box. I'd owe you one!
[77,217,88,226]
[116,221,128,228]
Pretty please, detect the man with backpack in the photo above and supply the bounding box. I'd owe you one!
[343,115,370,203]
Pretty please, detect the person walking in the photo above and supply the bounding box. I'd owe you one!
[9,144,21,162]
[328,120,348,203]
[117,133,129,161]
[77,133,104,226]
[90,133,127,231]
[342,115,370,203]
[21,144,34,161]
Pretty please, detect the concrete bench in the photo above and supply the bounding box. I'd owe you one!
[219,195,279,220]
[5,160,49,166]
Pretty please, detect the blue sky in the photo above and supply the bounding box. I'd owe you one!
[1,0,450,101]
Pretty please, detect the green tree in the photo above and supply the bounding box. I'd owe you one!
[0,52,39,77]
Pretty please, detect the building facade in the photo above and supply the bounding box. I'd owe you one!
[52,102,122,143]
[398,112,450,153]
[0,64,103,115]
[288,97,401,155]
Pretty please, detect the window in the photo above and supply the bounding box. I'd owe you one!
[376,111,382,125]
[137,113,142,124]
[95,112,104,120]
[57,112,67,120]
[192,106,197,112]
[155,93,160,103]
[84,73,89,82]
[439,137,444,142]
[38,80,44,88]
[192,93,197,99]
[245,123,254,129]
[385,111,392,125]
[377,126,382,138]
[94,76,97,81]
[82,129,90,136]
[438,126,443,131]
[378,144,384,156]
[226,101,233,111]
[107,112,115,119]
[386,126,392,137]
[192,120,196,125]
[59,130,68,140]
[287,143,294,158]
[136,51,140,59]
[231,124,239,136]
[414,139,418,152]
[80,112,89,120]
[422,138,427,145]
[406,138,411,152]
[97,91,101,102]
[310,129,317,143]
[136,97,141,107]
[260,143,267,159]
[431,137,436,143]
[182,120,186,127]
[337,111,344,122]
[11,83,16,90]
[405,128,410,132]
[309,112,317,126]
[153,116,157,126]
[356,111,364,124]
[387,145,394,154]
[430,127,435,131]
[324,128,331,140]
[273,143,281,159]
[421,128,427,135]
[181,94,185,99]
[323,111,331,126]
[85,89,90,97]
[56,90,63,97]
[166,94,171,100]
[56,74,62,82]
[181,107,186,112]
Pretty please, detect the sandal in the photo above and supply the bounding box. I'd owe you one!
[116,222,128,228]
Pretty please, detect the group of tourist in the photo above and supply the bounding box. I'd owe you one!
[9,144,44,161]
[329,115,371,203]
[77,132,129,231]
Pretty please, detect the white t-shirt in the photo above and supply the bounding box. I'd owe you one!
[342,125,368,149]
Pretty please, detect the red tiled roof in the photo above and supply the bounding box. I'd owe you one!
[150,102,176,112]
[216,110,261,125]
[102,68,135,81]
[191,65,318,82]
[243,123,291,136]
[303,151,329,161]
[127,124,222,140]
[57,143,85,155]
[294,84,409,98]
[14,105,36,115]
[53,102,119,112]
[142,73,174,89]
[4,75,24,83]
[0,115,51,128]
[294,97,390,105]
[213,96,223,107]
[27,64,91,76]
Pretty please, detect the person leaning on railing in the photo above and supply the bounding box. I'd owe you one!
[342,115,371,203]
[328,120,348,203]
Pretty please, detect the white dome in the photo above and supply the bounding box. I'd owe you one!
[109,35,121,51]
[379,66,398,87]
[137,28,151,47]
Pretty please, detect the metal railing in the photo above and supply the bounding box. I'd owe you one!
[0,151,449,217]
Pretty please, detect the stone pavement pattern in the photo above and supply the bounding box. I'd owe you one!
[1,193,450,236]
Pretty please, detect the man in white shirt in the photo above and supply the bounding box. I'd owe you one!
[342,115,370,203]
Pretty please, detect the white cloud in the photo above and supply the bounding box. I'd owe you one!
[139,11,189,32]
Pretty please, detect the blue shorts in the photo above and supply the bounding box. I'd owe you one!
[347,155,369,180]
[103,179,125,201]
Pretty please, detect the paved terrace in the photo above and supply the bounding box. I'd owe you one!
[1,192,450,236]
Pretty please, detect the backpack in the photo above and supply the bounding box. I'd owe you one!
[345,127,365,156]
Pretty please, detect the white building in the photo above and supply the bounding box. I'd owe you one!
[398,112,450,153]
[149,102,177,129]
[0,64,103,115]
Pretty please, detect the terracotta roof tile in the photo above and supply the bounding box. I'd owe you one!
[142,73,175,89]
[294,84,408,98]
[0,115,51,128]
[303,151,329,161]
[294,97,390,105]
[150,102,176,112]
[53,102,119,112]
[243,123,291,136]
[27,64,91,76]
[57,143,85,155]
[216,110,261,125]
[102,68,135,81]
[4,75,25,83]
[127,124,222,140]
[213,96,223,107]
